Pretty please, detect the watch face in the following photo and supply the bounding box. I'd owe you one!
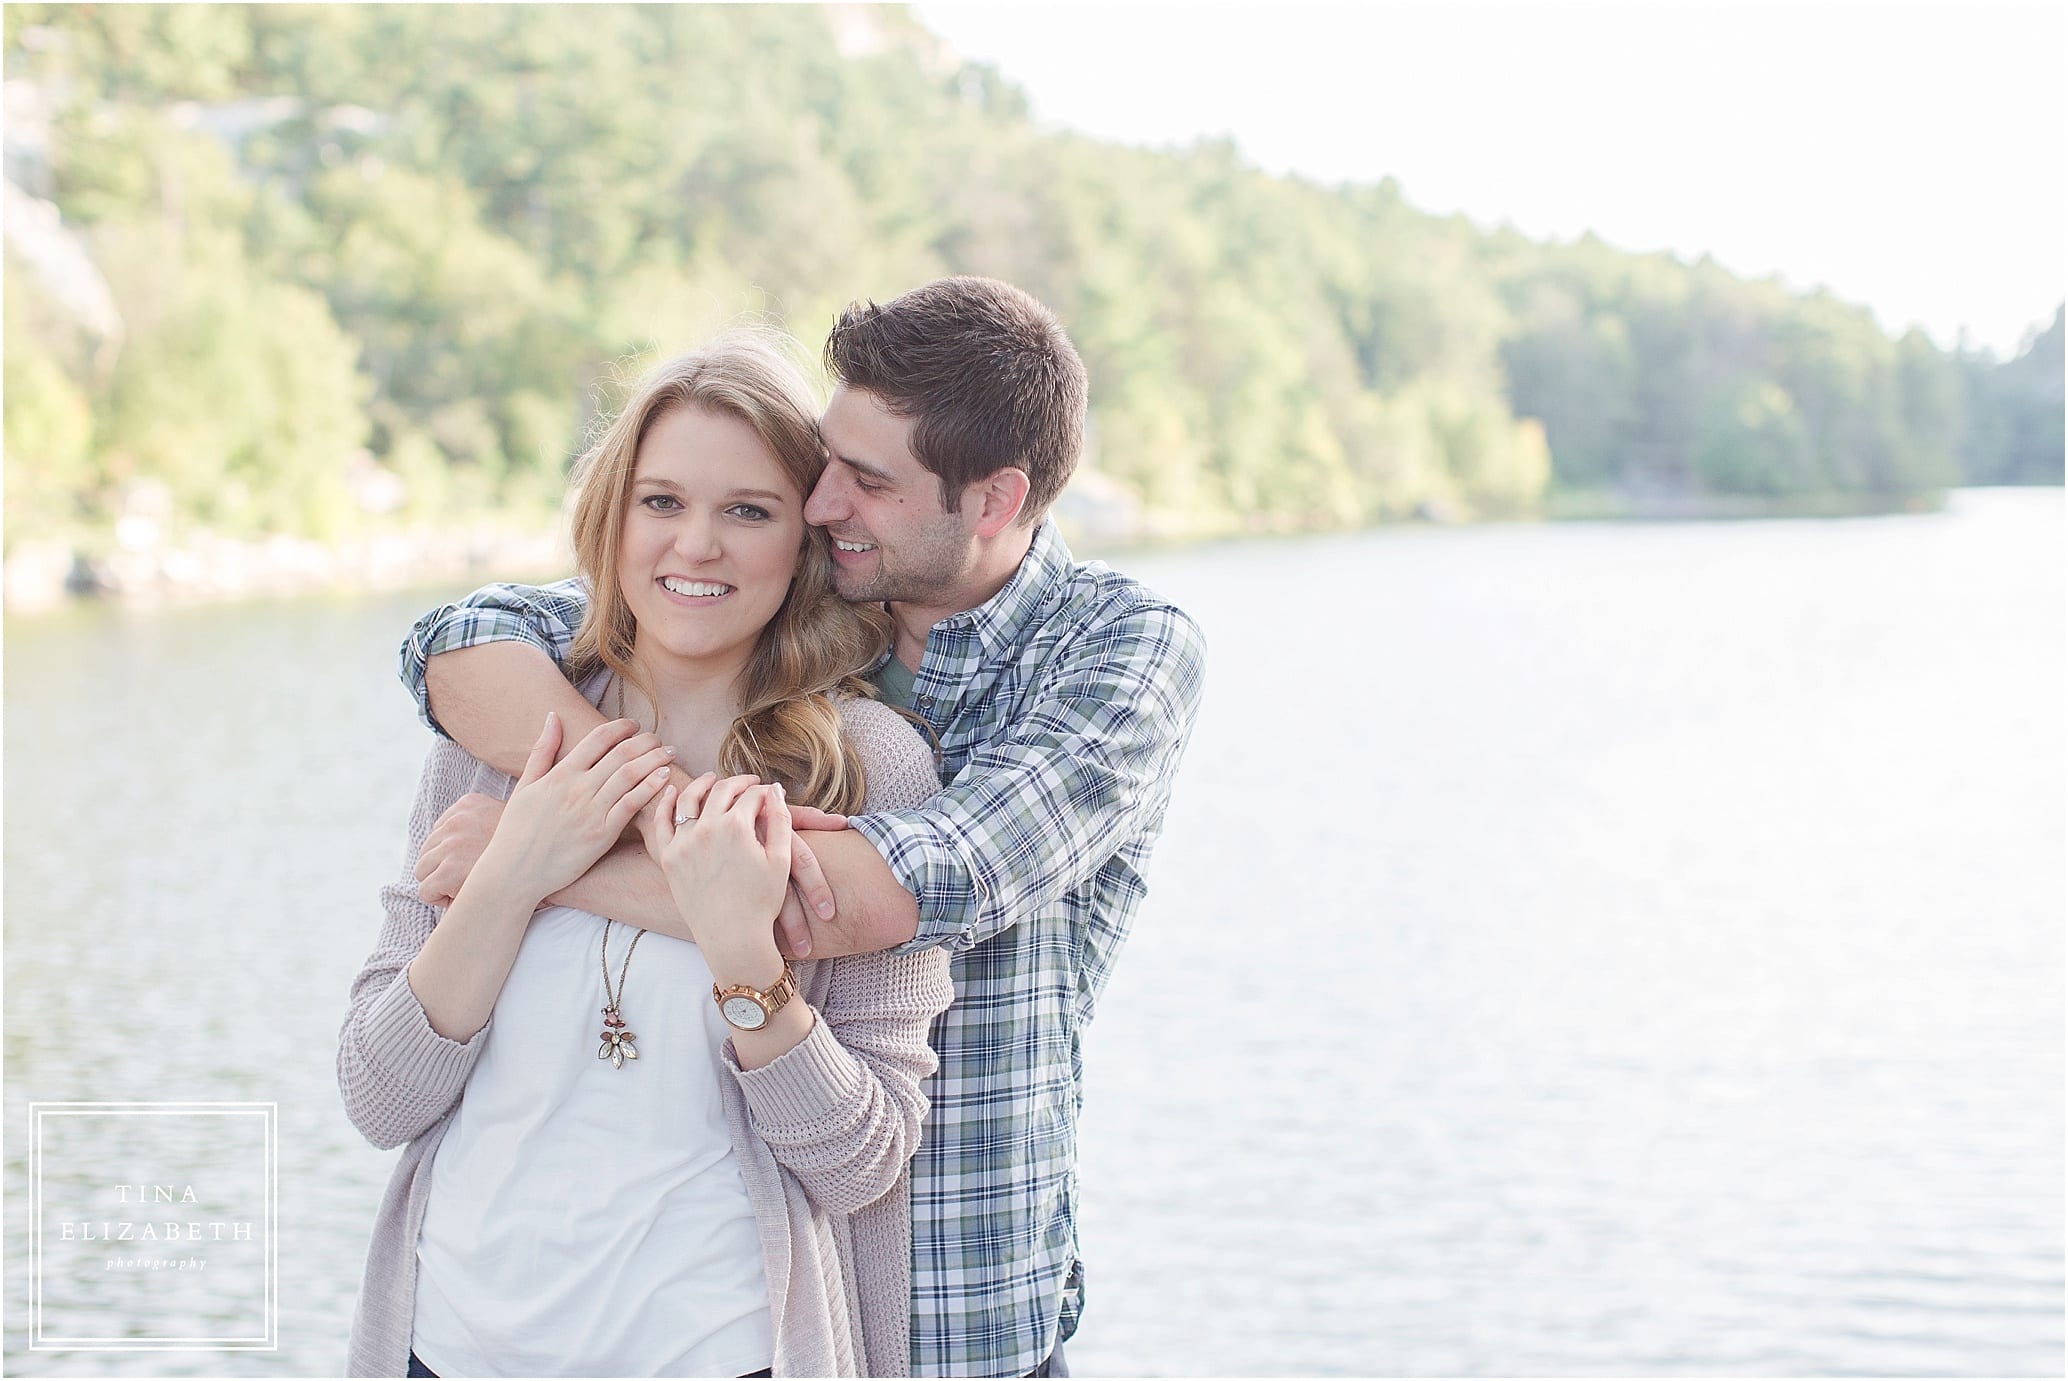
[721,995,768,1031]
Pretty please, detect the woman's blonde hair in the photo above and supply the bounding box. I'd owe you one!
[565,333,891,813]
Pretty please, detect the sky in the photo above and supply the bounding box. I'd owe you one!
[910,1,2064,357]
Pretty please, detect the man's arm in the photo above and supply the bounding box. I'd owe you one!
[429,642,608,778]
[402,583,834,945]
[401,578,589,741]
[553,825,919,958]
[847,595,1207,956]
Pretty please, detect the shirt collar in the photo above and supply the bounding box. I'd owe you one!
[937,519,1073,659]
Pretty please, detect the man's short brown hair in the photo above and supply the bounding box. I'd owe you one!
[823,276,1087,521]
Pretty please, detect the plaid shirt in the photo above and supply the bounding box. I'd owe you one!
[398,521,1207,1376]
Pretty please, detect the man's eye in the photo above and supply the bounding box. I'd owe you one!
[641,494,681,512]
[727,503,771,522]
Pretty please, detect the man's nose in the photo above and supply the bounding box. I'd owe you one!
[804,468,845,525]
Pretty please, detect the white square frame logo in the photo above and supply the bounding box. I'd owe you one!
[29,1101,279,1352]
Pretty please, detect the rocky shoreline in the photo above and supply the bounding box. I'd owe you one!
[1,465,1163,615]
[2,523,576,614]
[2,475,1970,615]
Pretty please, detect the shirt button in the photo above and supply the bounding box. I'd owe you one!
[919,695,935,708]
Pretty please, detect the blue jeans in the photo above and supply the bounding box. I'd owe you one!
[407,1354,771,1378]
[407,1343,1052,1376]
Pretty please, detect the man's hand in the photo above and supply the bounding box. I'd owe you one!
[778,805,847,957]
[786,804,848,833]
[776,886,815,961]
[776,826,921,961]
[416,793,506,907]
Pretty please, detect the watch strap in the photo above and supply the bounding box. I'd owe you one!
[712,964,798,1028]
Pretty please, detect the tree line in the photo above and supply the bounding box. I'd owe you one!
[5,3,2061,560]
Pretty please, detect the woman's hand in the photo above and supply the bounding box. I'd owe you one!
[478,713,676,904]
[641,773,791,979]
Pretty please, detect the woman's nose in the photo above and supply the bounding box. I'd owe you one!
[673,511,723,560]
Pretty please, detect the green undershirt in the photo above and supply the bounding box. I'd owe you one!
[870,653,919,711]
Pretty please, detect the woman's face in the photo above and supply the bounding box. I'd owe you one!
[616,404,806,679]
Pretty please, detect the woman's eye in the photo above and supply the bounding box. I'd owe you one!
[640,494,681,512]
[727,504,771,522]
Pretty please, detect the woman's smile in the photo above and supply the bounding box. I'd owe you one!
[657,576,739,603]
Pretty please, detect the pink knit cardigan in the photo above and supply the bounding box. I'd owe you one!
[339,693,950,1377]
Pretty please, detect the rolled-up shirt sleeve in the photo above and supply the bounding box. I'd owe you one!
[848,597,1206,954]
[397,579,591,737]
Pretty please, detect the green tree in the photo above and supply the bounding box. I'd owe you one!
[97,224,369,538]
[6,0,2050,573]
[2,267,99,546]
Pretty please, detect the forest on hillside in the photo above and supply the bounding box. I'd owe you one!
[5,4,2062,570]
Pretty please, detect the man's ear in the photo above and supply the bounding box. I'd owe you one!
[967,467,1031,538]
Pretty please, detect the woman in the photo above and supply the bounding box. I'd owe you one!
[339,336,951,1378]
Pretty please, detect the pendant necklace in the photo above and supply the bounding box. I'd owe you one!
[598,920,646,1069]
[596,676,648,1069]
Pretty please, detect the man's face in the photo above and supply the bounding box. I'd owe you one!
[807,385,975,606]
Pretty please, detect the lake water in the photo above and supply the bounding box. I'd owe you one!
[4,488,2061,1376]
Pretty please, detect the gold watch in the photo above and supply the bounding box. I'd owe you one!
[713,966,798,1032]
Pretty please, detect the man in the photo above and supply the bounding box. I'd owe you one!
[398,276,1205,1377]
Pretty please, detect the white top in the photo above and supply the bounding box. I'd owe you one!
[410,905,773,1378]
